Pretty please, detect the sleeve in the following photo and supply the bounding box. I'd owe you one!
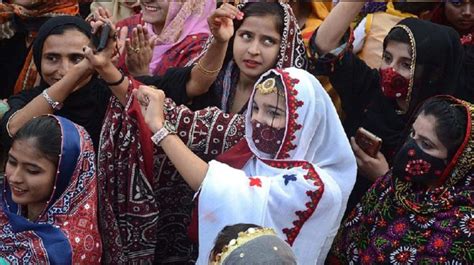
[197,160,342,264]
[0,87,43,147]
[163,98,245,161]
[309,28,381,118]
[135,66,193,106]
[352,17,368,54]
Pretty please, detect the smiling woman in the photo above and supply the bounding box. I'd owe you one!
[0,115,102,264]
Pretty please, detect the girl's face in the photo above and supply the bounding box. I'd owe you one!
[409,113,448,160]
[445,1,474,32]
[381,40,412,80]
[251,90,286,129]
[140,0,170,27]
[233,15,281,81]
[5,138,56,208]
[41,29,90,87]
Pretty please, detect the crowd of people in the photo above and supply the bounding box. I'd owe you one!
[0,0,472,264]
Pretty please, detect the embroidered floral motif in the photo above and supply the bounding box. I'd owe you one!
[282,174,297,185]
[389,246,417,265]
[249,177,262,187]
[460,213,473,237]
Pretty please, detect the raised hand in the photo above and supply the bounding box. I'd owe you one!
[125,24,156,76]
[133,85,165,133]
[350,137,390,181]
[208,3,243,43]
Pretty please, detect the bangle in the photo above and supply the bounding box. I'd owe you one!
[104,69,125,86]
[42,89,63,110]
[196,59,221,75]
[150,120,177,146]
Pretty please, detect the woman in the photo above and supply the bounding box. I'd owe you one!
[115,0,214,76]
[138,2,307,114]
[431,0,473,39]
[134,67,357,264]
[311,2,464,211]
[328,96,473,264]
[0,115,101,264]
[0,0,79,99]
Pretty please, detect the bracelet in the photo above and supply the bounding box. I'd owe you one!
[196,59,221,75]
[151,127,170,146]
[104,69,125,86]
[42,89,63,110]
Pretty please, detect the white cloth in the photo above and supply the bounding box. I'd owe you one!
[197,68,357,264]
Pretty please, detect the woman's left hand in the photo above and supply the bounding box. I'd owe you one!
[86,9,117,70]
[133,85,165,133]
[350,137,390,181]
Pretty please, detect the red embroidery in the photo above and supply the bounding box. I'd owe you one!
[249,177,262,187]
[267,160,324,246]
[275,69,303,160]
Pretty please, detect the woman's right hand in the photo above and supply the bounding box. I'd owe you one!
[133,85,165,133]
[207,3,243,43]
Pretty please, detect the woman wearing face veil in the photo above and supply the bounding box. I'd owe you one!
[133,67,357,264]
[328,95,474,264]
[0,115,101,264]
[311,2,465,212]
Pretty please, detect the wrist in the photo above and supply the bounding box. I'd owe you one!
[211,37,229,46]
[150,120,163,134]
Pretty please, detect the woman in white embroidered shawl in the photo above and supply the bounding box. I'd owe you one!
[134,67,356,264]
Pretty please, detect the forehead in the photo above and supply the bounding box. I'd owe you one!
[10,138,46,161]
[42,29,90,54]
[253,90,286,108]
[384,40,412,59]
[413,113,440,141]
[238,15,281,37]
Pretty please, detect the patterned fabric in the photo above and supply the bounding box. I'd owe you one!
[192,2,308,113]
[98,79,245,263]
[328,96,474,264]
[0,1,79,94]
[197,68,357,264]
[116,0,214,75]
[0,115,101,264]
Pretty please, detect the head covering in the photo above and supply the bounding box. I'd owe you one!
[0,115,101,264]
[198,67,356,264]
[147,0,215,73]
[383,18,463,115]
[0,1,80,94]
[32,15,92,80]
[431,2,474,37]
[212,227,297,265]
[192,2,308,113]
[329,96,474,264]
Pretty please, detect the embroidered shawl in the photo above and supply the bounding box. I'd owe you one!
[0,115,101,264]
[98,80,245,263]
[328,96,474,264]
[197,68,357,264]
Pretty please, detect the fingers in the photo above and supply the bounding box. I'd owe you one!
[350,137,372,163]
[137,25,149,48]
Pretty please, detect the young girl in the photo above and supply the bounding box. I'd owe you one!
[328,96,473,264]
[0,115,101,263]
[133,67,356,264]
[138,2,307,114]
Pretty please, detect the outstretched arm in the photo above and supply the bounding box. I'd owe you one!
[134,85,208,191]
[185,3,243,98]
[314,2,364,54]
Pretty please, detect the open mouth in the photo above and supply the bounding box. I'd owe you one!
[143,4,159,12]
[10,185,27,195]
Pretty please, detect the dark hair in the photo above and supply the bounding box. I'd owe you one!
[393,2,437,16]
[416,97,467,159]
[210,223,262,260]
[383,27,410,51]
[13,116,62,166]
[225,3,285,63]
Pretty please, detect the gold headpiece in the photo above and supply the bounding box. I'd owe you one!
[212,227,277,264]
[256,78,284,96]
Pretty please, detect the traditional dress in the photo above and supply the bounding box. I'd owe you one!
[311,18,465,213]
[116,0,214,76]
[0,0,79,97]
[328,96,474,264]
[0,115,102,264]
[196,67,356,264]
